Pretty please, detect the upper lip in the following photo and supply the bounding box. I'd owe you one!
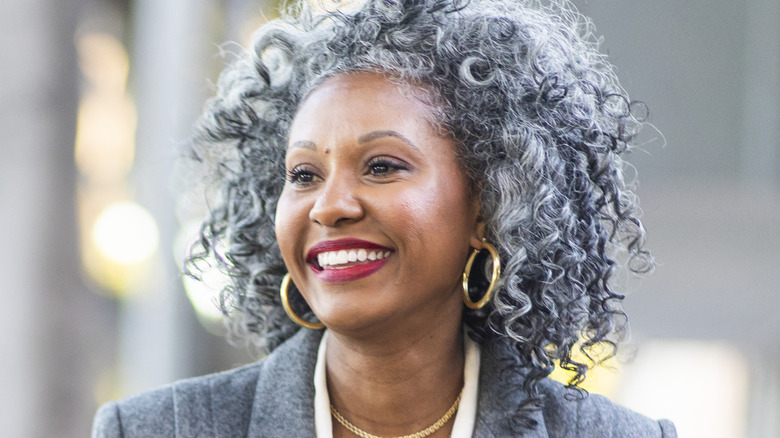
[306,238,392,263]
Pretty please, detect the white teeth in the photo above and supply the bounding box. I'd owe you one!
[315,248,392,268]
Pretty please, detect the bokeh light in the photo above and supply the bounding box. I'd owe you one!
[92,202,159,265]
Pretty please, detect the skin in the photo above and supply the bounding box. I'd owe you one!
[275,72,484,437]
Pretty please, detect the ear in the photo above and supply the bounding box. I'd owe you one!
[469,197,485,250]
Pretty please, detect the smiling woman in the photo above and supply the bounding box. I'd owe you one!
[92,0,677,437]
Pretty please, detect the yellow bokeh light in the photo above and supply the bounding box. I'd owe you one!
[74,32,136,184]
[74,32,146,294]
[74,93,136,183]
[76,32,129,94]
[92,202,159,265]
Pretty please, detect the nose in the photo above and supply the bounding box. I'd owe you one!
[309,174,364,227]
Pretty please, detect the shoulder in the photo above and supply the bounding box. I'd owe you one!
[92,385,175,438]
[91,329,322,438]
[537,378,678,438]
[91,361,265,438]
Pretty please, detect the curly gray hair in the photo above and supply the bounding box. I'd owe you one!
[187,0,652,429]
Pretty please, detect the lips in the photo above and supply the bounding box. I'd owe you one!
[306,238,393,283]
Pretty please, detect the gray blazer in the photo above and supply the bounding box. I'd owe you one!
[92,329,676,437]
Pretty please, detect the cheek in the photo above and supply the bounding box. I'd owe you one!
[390,180,475,255]
[274,191,302,262]
[273,194,287,241]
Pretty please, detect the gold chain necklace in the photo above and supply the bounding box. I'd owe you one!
[330,387,463,438]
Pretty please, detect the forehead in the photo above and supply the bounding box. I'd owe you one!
[304,71,428,104]
[289,72,441,139]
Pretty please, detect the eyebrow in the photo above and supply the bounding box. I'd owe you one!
[288,131,420,152]
[358,130,420,152]
[289,140,317,150]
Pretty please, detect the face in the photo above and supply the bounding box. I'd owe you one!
[275,72,483,335]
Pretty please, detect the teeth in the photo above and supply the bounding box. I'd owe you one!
[315,248,391,268]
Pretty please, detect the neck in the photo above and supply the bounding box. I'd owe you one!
[326,312,464,437]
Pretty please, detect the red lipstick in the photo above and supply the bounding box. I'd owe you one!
[306,238,393,283]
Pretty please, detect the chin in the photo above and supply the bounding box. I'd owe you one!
[317,306,398,337]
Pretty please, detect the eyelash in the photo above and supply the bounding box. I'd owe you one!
[286,166,318,185]
[285,156,409,186]
[365,157,408,177]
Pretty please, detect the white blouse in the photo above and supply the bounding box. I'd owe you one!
[314,330,481,438]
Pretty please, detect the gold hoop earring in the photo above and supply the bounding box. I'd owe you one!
[280,273,324,329]
[462,240,501,310]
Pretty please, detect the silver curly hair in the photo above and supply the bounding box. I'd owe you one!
[187,0,652,428]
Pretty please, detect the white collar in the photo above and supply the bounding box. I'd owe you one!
[314,329,480,438]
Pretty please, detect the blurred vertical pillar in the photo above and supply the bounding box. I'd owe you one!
[741,0,780,190]
[746,355,780,438]
[120,0,213,393]
[0,0,112,437]
[742,0,780,436]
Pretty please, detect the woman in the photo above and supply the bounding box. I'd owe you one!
[93,0,677,436]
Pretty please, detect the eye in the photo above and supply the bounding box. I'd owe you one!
[365,157,409,177]
[286,166,321,186]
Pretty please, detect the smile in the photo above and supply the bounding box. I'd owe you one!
[306,239,393,283]
[316,249,392,269]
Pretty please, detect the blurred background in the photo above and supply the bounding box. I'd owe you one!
[1,0,778,437]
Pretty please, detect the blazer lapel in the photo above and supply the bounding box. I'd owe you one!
[246,329,324,438]
[472,345,548,438]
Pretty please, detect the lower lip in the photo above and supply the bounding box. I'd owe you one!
[310,258,390,283]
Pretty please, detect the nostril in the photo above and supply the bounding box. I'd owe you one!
[309,191,365,227]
